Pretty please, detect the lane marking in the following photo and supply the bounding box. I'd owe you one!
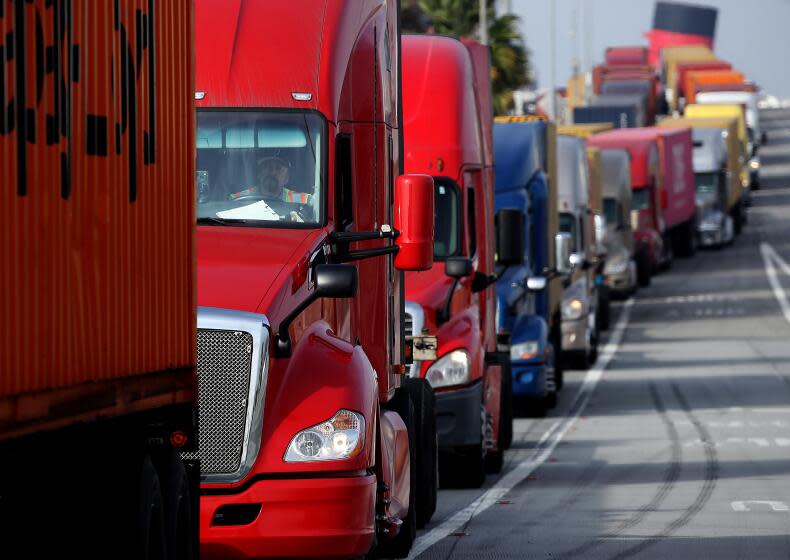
[732,500,790,512]
[408,298,635,559]
[760,242,790,326]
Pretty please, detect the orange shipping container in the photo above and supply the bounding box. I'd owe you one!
[0,1,195,438]
[685,70,745,105]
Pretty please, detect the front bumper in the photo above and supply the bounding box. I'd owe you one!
[698,225,723,247]
[435,380,483,448]
[562,316,588,352]
[200,474,376,559]
[606,269,632,293]
[511,361,548,398]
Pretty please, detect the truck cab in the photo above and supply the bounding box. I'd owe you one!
[557,134,599,368]
[695,90,762,188]
[402,35,518,486]
[658,117,736,247]
[600,149,639,295]
[589,130,666,288]
[191,2,436,558]
[493,118,559,414]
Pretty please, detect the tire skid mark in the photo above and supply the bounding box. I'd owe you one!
[607,382,719,560]
[554,382,682,559]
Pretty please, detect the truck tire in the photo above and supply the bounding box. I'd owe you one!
[598,285,611,331]
[157,449,195,560]
[377,394,417,558]
[401,377,437,529]
[136,456,167,560]
[733,204,743,235]
[551,319,565,391]
[499,360,514,450]
[637,252,651,287]
[442,444,486,488]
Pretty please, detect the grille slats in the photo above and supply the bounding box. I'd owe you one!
[404,313,414,337]
[183,329,253,474]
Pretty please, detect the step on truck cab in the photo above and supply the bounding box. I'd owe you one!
[557,134,600,369]
[600,149,640,296]
[1,2,198,558]
[402,35,524,486]
[493,117,564,414]
[192,1,437,558]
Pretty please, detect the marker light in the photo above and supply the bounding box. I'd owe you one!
[195,91,206,100]
[284,410,364,462]
[292,92,313,101]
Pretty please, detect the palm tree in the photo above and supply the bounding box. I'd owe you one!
[402,0,532,114]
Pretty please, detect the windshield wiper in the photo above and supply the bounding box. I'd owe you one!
[197,216,249,226]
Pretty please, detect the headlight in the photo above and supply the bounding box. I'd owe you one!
[284,410,364,462]
[511,341,540,361]
[605,257,629,275]
[562,298,584,321]
[426,350,470,388]
[750,159,760,170]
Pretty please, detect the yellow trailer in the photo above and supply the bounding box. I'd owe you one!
[684,104,750,188]
[661,45,717,112]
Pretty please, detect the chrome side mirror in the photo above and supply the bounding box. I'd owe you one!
[555,232,572,275]
[526,276,547,291]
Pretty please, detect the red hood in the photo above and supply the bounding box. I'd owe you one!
[198,226,321,315]
[406,263,455,312]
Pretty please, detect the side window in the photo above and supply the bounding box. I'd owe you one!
[466,187,477,256]
[335,134,353,232]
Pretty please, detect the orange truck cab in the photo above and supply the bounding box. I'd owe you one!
[191,1,438,558]
[402,35,523,487]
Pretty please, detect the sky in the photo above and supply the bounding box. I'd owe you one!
[506,0,790,97]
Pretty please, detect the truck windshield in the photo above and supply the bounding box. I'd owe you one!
[196,111,325,227]
[604,198,619,226]
[632,188,651,210]
[434,179,461,259]
[695,172,718,194]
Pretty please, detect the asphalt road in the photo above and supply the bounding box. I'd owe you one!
[410,109,790,560]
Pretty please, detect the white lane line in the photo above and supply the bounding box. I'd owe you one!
[775,438,790,447]
[408,298,635,559]
[760,242,790,326]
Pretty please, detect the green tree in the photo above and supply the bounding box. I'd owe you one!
[401,0,532,114]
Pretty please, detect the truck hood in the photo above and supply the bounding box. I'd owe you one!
[197,226,319,314]
[406,263,456,313]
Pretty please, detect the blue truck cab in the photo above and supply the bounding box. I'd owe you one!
[494,119,557,412]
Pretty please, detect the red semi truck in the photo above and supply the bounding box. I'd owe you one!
[1,2,198,558]
[402,35,517,486]
[589,127,697,284]
[192,1,442,558]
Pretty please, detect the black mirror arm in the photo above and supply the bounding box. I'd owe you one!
[437,278,460,326]
[275,290,320,358]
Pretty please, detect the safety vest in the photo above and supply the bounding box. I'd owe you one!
[228,187,312,204]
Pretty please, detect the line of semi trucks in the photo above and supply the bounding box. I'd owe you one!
[0,1,765,559]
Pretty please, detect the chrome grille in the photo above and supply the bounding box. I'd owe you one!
[182,329,253,474]
[404,313,414,337]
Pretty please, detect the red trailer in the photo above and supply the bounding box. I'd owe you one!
[606,46,649,66]
[402,35,514,487]
[1,2,198,557]
[588,127,697,283]
[191,1,442,558]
